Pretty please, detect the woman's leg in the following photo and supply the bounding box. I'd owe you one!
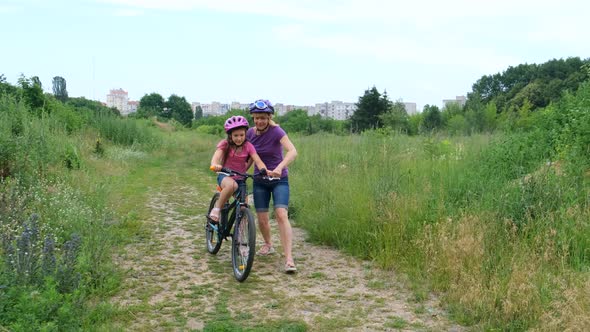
[272,179,294,270]
[257,211,272,247]
[274,207,293,265]
[253,182,274,254]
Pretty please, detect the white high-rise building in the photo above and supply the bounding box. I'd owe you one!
[442,96,466,108]
[327,101,356,120]
[403,102,417,115]
[106,88,129,114]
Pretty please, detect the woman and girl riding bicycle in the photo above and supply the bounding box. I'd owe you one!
[209,99,298,273]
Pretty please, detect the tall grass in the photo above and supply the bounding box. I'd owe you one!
[290,128,589,330]
[0,95,164,330]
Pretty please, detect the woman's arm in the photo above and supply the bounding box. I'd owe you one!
[270,135,297,177]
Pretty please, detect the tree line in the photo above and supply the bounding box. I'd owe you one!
[5,56,588,136]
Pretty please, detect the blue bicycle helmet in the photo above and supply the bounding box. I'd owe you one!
[249,99,275,114]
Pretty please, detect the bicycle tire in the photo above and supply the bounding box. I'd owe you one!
[205,193,223,254]
[231,208,256,282]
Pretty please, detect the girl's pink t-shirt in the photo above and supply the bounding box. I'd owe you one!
[216,140,256,175]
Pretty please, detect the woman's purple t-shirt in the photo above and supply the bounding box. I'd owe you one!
[246,126,288,177]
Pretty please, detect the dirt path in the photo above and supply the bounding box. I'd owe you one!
[111,183,463,331]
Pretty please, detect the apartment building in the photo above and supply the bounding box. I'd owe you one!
[106,88,129,114]
[442,96,466,109]
[106,88,139,116]
[403,102,417,115]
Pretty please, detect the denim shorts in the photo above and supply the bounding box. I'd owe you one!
[252,176,290,212]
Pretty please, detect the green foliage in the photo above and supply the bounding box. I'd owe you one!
[94,136,105,156]
[17,74,45,112]
[348,86,391,132]
[278,109,312,133]
[446,114,468,136]
[91,113,161,149]
[166,94,193,126]
[469,57,589,113]
[137,92,165,119]
[194,105,203,120]
[379,100,409,133]
[421,104,442,132]
[52,76,68,102]
[66,96,120,117]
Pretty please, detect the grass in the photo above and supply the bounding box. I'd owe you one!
[290,131,590,330]
[3,86,589,330]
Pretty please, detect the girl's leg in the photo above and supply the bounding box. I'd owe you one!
[210,177,237,221]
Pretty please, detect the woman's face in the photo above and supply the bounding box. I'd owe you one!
[252,113,270,131]
[230,128,246,146]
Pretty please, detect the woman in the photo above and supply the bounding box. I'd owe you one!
[246,99,298,273]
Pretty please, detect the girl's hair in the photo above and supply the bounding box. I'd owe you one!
[222,127,248,165]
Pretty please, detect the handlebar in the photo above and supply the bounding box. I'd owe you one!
[209,166,279,180]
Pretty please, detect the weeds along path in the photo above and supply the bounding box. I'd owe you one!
[111,172,462,331]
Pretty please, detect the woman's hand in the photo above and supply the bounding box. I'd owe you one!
[210,164,222,172]
[269,167,282,178]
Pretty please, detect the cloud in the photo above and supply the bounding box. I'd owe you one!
[272,23,518,73]
[0,5,19,13]
[113,8,144,16]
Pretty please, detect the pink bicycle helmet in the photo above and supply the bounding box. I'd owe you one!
[224,115,249,133]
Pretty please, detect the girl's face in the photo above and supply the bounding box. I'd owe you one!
[230,128,246,146]
[252,113,271,131]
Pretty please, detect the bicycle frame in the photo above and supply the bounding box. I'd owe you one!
[215,180,249,240]
[206,167,264,281]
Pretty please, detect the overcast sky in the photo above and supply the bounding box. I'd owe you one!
[2,0,589,110]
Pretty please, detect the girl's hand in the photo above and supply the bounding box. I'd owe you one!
[210,164,222,172]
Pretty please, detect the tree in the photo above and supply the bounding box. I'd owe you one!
[137,93,165,118]
[379,100,409,133]
[18,74,45,110]
[278,109,311,134]
[422,104,442,132]
[349,86,391,132]
[483,102,498,132]
[194,105,203,120]
[166,94,193,126]
[52,76,68,102]
[0,74,18,96]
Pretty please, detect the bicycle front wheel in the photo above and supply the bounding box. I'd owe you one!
[231,208,256,282]
[206,193,222,254]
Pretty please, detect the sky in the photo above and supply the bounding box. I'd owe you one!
[2,0,590,111]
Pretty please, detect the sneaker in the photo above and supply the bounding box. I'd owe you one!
[257,244,275,256]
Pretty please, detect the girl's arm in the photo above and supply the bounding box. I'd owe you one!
[270,135,297,177]
[210,148,224,171]
[249,152,267,172]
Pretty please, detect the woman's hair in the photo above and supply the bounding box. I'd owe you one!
[254,113,279,127]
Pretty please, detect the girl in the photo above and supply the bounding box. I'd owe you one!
[209,115,267,222]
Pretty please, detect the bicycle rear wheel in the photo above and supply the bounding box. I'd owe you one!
[231,208,256,282]
[206,193,223,254]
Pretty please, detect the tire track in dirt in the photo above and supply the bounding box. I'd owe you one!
[112,184,463,331]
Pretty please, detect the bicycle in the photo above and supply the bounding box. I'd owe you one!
[205,167,265,282]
